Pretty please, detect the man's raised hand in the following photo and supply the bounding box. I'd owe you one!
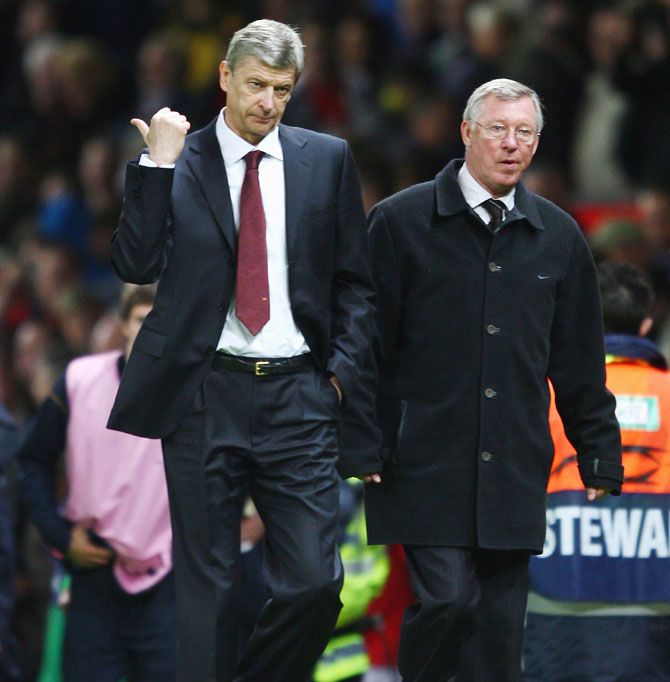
[131,107,191,167]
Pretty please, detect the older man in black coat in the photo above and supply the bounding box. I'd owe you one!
[364,79,623,681]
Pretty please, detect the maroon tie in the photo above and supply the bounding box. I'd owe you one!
[236,150,269,335]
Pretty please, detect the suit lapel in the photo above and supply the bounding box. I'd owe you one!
[280,125,311,263]
[184,118,237,255]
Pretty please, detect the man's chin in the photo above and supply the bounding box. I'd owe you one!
[250,117,276,131]
[495,172,520,190]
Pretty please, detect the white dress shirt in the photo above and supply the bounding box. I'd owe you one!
[140,109,309,358]
[458,163,515,224]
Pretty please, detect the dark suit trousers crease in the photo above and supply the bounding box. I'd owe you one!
[161,365,344,682]
[399,546,530,682]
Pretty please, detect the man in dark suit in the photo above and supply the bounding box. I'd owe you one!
[107,19,380,682]
[363,79,624,681]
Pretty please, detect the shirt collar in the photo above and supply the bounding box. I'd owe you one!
[216,109,283,167]
[458,162,515,212]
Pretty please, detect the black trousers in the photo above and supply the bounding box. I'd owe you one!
[63,568,176,682]
[162,364,344,682]
[398,546,530,682]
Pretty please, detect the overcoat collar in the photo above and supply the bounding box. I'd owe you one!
[181,119,312,259]
[435,159,545,231]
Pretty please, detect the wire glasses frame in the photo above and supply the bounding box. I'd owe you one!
[471,120,540,145]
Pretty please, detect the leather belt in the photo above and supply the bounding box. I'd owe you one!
[213,352,314,376]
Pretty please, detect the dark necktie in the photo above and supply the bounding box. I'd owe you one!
[481,198,506,233]
[236,150,269,335]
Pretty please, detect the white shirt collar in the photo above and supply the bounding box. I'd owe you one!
[458,162,515,212]
[216,108,283,167]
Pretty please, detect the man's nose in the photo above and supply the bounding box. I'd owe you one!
[501,129,519,148]
[258,87,274,110]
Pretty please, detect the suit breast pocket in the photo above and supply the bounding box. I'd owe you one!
[132,327,167,357]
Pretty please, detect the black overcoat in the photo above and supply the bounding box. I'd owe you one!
[364,160,623,553]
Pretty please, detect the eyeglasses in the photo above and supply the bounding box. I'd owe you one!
[471,121,540,145]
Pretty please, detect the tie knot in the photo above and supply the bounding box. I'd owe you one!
[481,198,506,223]
[245,150,263,171]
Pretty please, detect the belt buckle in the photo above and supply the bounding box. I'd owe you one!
[254,360,270,376]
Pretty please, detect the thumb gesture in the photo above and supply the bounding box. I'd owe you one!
[130,117,150,144]
[130,107,190,166]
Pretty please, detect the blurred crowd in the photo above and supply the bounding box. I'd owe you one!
[2,0,670,678]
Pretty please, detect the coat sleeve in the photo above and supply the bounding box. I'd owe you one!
[366,203,404,463]
[337,342,383,478]
[18,374,73,553]
[547,229,623,493]
[326,141,377,401]
[109,161,175,284]
[331,142,382,478]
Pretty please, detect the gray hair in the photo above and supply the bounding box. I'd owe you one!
[463,78,544,131]
[226,19,304,83]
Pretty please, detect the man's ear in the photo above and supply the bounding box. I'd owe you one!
[219,61,231,93]
[460,120,472,148]
[640,316,653,337]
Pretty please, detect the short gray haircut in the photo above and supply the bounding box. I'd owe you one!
[226,19,304,83]
[463,78,544,131]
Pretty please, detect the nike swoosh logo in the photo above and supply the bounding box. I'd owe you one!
[537,274,550,279]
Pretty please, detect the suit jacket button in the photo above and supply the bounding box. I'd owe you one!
[484,388,497,398]
[481,451,493,462]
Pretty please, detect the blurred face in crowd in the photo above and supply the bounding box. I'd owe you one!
[13,320,50,384]
[637,189,670,250]
[122,303,152,359]
[461,94,540,197]
[219,56,295,145]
